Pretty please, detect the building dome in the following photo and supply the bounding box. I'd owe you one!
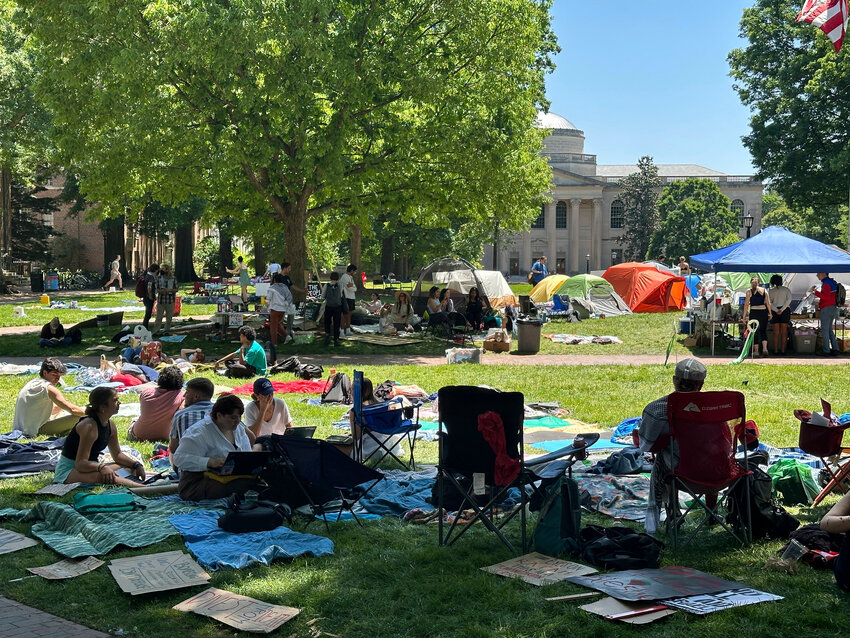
[534,110,580,131]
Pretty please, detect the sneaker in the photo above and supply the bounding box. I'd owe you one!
[284,335,293,344]
[830,349,839,356]
[816,351,829,357]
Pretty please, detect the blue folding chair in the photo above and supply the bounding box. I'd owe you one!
[352,370,421,470]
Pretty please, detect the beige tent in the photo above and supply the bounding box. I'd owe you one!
[444,269,517,309]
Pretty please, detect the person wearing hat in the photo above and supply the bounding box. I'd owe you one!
[388,290,415,332]
[637,358,708,531]
[13,358,86,437]
[244,377,294,438]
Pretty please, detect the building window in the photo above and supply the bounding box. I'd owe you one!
[731,199,745,226]
[611,249,623,266]
[556,258,566,274]
[555,201,567,229]
[531,205,545,229]
[509,256,519,275]
[610,200,625,229]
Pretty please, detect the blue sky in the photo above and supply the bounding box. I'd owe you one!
[546,1,757,174]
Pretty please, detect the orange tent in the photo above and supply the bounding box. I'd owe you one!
[602,262,687,313]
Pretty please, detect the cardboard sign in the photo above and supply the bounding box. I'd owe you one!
[28,556,104,580]
[567,566,744,602]
[33,482,82,496]
[174,587,300,633]
[663,588,783,614]
[581,597,677,625]
[482,552,597,586]
[0,528,38,555]
[228,313,244,327]
[108,550,210,595]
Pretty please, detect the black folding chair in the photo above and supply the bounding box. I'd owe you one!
[437,385,597,555]
[446,311,473,346]
[260,434,383,532]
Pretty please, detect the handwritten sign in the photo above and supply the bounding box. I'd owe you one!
[28,556,104,580]
[0,528,38,555]
[482,552,597,586]
[581,597,677,625]
[663,588,783,614]
[228,313,244,327]
[174,587,300,633]
[108,550,210,595]
[34,482,82,497]
[568,566,744,602]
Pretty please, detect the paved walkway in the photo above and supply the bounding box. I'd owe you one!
[0,596,110,638]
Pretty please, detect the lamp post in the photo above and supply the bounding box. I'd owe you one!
[744,211,754,239]
[585,254,590,274]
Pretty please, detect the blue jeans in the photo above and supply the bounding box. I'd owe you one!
[820,304,838,353]
[39,337,71,347]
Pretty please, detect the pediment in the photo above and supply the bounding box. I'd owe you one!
[550,167,607,187]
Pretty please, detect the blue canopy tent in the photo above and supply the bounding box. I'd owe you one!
[690,226,850,355]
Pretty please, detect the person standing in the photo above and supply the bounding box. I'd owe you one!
[267,273,294,354]
[142,264,159,329]
[227,256,250,304]
[742,277,772,357]
[264,261,281,279]
[322,271,344,346]
[678,256,690,276]
[768,274,791,355]
[153,263,178,334]
[339,264,357,336]
[531,256,548,285]
[103,254,123,290]
[813,272,840,356]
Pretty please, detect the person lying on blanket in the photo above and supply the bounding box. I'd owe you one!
[13,358,86,437]
[53,386,146,486]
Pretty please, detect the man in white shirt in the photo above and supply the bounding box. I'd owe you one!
[103,254,123,290]
[169,377,216,467]
[264,261,281,278]
[244,378,294,438]
[339,263,357,336]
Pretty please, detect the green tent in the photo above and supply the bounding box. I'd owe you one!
[710,272,778,291]
[556,274,615,298]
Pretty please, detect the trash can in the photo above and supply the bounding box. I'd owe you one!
[517,318,543,354]
[30,271,44,293]
[44,271,59,291]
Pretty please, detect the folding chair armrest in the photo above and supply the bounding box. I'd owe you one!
[525,433,599,468]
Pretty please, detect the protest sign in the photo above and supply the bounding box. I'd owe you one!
[174,587,300,633]
[108,551,209,595]
[482,552,597,585]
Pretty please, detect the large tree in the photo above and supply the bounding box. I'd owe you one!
[648,178,738,262]
[728,0,850,246]
[21,1,555,298]
[616,156,661,261]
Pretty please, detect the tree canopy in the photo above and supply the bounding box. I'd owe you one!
[648,178,738,262]
[616,156,661,261]
[20,1,556,295]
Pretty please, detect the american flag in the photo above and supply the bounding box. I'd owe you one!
[797,0,850,51]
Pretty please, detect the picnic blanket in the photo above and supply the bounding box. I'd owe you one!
[229,380,327,395]
[0,363,42,375]
[21,495,216,558]
[0,431,65,478]
[168,509,334,570]
[543,334,623,345]
[575,475,651,522]
[340,333,415,346]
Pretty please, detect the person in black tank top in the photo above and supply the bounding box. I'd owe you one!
[743,277,773,357]
[55,387,147,485]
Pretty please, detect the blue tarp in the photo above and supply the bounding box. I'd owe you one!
[684,274,701,298]
[691,226,850,273]
[168,509,334,570]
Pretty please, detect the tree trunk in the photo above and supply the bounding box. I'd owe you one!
[277,198,309,303]
[380,234,394,276]
[174,221,198,281]
[350,223,364,291]
[218,219,233,278]
[0,166,11,273]
[253,234,266,278]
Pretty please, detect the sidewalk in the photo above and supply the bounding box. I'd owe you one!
[0,596,109,638]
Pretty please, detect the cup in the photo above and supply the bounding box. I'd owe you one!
[780,538,807,561]
[244,490,259,509]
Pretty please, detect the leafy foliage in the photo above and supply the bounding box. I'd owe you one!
[648,178,737,261]
[762,196,848,246]
[10,178,58,263]
[616,156,661,260]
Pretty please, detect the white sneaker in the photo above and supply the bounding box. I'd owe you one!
[284,335,293,344]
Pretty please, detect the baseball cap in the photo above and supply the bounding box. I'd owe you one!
[674,358,706,381]
[253,378,274,396]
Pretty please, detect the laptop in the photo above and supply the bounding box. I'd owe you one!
[214,451,271,476]
[284,426,316,439]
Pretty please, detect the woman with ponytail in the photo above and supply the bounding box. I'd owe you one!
[53,387,146,485]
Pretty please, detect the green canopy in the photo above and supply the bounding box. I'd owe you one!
[714,272,778,291]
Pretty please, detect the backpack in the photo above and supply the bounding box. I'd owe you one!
[836,282,846,306]
[295,363,323,380]
[527,271,535,285]
[579,525,663,570]
[726,461,800,540]
[321,372,352,404]
[73,492,143,513]
[324,282,342,307]
[217,495,291,533]
[66,327,83,344]
[134,275,147,298]
[532,476,581,557]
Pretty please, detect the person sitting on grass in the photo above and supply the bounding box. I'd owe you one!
[361,292,383,315]
[821,490,850,591]
[39,317,72,348]
[388,291,414,332]
[13,358,86,437]
[215,325,268,378]
[53,386,146,486]
[172,393,260,501]
[244,377,294,439]
[127,365,186,441]
[169,377,215,469]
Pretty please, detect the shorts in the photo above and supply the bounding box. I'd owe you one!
[346,298,355,313]
[771,307,791,324]
[53,455,76,483]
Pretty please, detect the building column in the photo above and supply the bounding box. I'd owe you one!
[522,231,531,273]
[569,198,581,273]
[593,198,603,270]
[545,201,557,268]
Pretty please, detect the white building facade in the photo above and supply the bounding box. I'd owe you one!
[484,112,764,276]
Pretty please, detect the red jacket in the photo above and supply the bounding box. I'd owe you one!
[814,278,837,309]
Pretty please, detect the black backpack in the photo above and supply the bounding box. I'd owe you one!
[321,372,352,404]
[532,476,581,557]
[66,327,82,344]
[837,282,847,306]
[217,495,291,533]
[726,461,800,540]
[295,363,323,380]
[579,525,664,570]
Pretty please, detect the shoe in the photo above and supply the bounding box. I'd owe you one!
[324,336,330,346]
[816,351,829,357]
[284,335,293,344]
[334,340,340,347]
[830,349,839,356]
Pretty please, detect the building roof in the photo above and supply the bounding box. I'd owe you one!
[535,110,582,132]
[596,164,727,178]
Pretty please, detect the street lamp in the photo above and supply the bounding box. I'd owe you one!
[743,211,754,239]
[586,254,590,274]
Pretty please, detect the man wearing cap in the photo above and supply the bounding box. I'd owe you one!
[244,378,294,438]
[637,358,707,531]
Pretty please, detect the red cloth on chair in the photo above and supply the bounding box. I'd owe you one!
[477,411,520,486]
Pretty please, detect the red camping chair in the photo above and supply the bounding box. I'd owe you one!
[798,420,850,506]
[665,390,751,549]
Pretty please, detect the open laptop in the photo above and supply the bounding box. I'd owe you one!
[284,426,316,439]
[214,451,271,476]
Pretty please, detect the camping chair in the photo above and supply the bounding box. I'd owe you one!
[518,295,537,316]
[797,419,850,506]
[664,390,751,549]
[352,370,421,470]
[437,385,598,555]
[259,434,384,532]
[446,311,473,346]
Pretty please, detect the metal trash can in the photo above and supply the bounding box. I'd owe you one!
[30,271,44,293]
[517,318,543,354]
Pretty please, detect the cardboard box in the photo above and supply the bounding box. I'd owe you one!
[839,337,850,352]
[483,339,511,352]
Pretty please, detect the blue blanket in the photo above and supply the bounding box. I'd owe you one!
[168,509,334,570]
